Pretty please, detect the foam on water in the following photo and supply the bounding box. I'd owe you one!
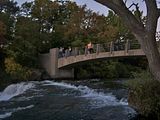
[12,105,34,111]
[0,105,34,119]
[42,80,78,89]
[0,112,12,119]
[42,80,128,108]
[0,82,35,101]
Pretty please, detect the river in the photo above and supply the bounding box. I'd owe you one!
[0,79,137,120]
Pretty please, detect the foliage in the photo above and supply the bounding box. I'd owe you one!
[0,21,6,36]
[4,57,31,80]
[126,71,160,119]
[106,10,135,42]
[75,68,90,79]
[75,60,141,79]
[0,20,6,46]
[7,16,40,67]
[0,0,19,42]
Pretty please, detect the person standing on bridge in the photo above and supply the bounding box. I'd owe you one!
[68,46,72,56]
[59,47,63,58]
[87,41,93,54]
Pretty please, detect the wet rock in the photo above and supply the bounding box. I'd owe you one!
[29,69,50,81]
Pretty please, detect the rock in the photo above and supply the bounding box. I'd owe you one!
[29,69,42,81]
[41,71,50,80]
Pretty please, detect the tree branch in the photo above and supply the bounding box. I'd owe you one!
[94,0,145,36]
[124,0,127,5]
[158,8,160,17]
[128,3,138,9]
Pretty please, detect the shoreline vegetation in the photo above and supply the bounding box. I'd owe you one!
[126,71,160,120]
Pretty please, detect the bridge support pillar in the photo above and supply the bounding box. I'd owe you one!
[40,48,74,79]
[50,48,74,79]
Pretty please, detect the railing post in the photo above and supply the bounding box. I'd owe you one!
[96,44,100,54]
[157,41,160,48]
[78,49,81,55]
[65,49,69,58]
[74,47,78,56]
[85,46,88,55]
[125,40,129,53]
[110,41,114,53]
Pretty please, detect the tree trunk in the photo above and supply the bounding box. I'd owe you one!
[138,33,160,81]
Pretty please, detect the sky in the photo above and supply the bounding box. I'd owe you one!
[16,0,147,15]
[16,0,160,31]
[16,0,109,15]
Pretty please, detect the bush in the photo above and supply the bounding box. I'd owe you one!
[75,60,141,79]
[126,71,160,119]
[76,68,90,79]
[4,57,31,81]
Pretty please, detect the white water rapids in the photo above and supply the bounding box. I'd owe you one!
[42,80,128,108]
[0,105,34,119]
[0,80,135,120]
[0,82,35,101]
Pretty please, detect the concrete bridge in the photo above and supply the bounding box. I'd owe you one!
[39,40,146,79]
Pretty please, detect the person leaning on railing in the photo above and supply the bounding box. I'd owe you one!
[87,42,94,54]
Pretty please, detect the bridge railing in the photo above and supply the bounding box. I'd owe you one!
[99,43,110,52]
[129,40,141,49]
[58,40,141,58]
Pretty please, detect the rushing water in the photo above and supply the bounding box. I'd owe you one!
[0,79,136,120]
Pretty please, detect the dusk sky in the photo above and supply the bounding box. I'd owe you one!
[16,0,109,15]
[16,0,160,31]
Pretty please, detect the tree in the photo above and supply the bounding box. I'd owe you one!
[94,0,160,82]
[0,21,6,47]
[0,0,19,33]
[9,16,40,67]
[0,0,19,70]
[106,10,135,42]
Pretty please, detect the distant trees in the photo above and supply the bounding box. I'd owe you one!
[0,0,19,45]
[0,21,6,47]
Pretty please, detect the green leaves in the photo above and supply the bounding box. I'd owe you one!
[5,57,32,80]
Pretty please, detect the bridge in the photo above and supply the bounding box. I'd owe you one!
[39,40,146,79]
